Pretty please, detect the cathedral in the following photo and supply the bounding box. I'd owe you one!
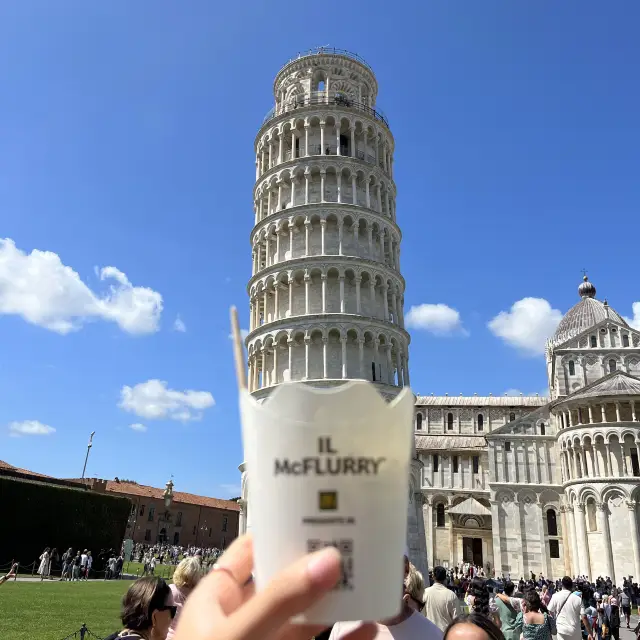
[240,47,640,585]
[417,275,640,583]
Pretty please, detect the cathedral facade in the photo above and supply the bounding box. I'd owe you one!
[416,276,640,583]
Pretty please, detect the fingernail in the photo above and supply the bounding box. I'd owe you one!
[307,547,341,585]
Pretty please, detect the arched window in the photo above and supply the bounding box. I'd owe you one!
[509,412,516,422]
[436,503,445,527]
[176,511,182,526]
[568,360,575,376]
[609,359,617,372]
[546,509,558,536]
[416,413,423,430]
[591,335,597,348]
[540,423,546,436]
[623,334,630,347]
[477,414,484,431]
[447,412,454,430]
[586,499,598,531]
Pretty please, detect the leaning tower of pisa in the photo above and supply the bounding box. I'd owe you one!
[239,47,428,574]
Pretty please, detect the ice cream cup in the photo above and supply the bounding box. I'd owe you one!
[239,380,414,624]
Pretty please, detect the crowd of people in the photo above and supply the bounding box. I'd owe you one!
[129,542,223,566]
[34,546,125,580]
[99,535,640,640]
[7,537,640,640]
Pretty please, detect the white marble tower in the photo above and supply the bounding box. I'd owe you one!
[239,48,428,575]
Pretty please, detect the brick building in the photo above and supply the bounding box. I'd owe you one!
[1,459,239,549]
[78,477,240,548]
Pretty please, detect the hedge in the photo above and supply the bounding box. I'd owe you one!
[0,476,131,570]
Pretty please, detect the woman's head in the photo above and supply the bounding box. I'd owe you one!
[468,578,491,616]
[403,564,425,612]
[173,557,202,591]
[524,590,541,612]
[44,547,50,553]
[121,576,175,638]
[445,614,504,640]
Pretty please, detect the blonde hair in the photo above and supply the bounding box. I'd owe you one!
[173,557,201,589]
[404,563,425,602]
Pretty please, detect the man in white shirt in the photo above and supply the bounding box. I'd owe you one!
[423,566,463,631]
[329,555,443,640]
[80,549,88,579]
[547,576,592,640]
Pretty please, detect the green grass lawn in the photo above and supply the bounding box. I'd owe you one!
[0,581,131,640]
[123,561,175,579]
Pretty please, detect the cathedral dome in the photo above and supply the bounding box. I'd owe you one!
[551,276,627,346]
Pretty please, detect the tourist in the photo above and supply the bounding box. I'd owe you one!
[106,576,175,640]
[84,550,93,580]
[72,551,82,581]
[619,589,631,628]
[60,548,73,581]
[50,548,59,578]
[466,577,501,628]
[115,555,124,579]
[604,596,621,640]
[329,553,443,639]
[443,613,504,640]
[541,584,551,607]
[547,576,591,640]
[80,549,89,579]
[0,563,17,586]
[423,565,462,631]
[515,589,556,640]
[106,555,117,580]
[403,563,426,613]
[37,547,51,582]
[167,557,201,640]
[172,534,377,640]
[493,582,522,640]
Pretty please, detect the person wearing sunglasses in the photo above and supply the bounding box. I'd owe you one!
[107,576,176,640]
[404,564,426,613]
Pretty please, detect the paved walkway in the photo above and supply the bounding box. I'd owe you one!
[620,614,638,640]
[13,576,132,582]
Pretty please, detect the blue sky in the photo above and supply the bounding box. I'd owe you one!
[1,1,639,498]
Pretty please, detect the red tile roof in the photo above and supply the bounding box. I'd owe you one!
[0,459,239,512]
[0,459,55,479]
[102,480,240,512]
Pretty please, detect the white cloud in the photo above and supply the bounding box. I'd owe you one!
[9,420,56,437]
[624,302,640,330]
[173,315,186,333]
[128,423,147,432]
[488,297,562,355]
[219,483,241,498]
[228,328,249,341]
[405,303,467,336]
[0,238,163,335]
[119,379,215,422]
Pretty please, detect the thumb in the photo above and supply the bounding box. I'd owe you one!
[228,546,342,640]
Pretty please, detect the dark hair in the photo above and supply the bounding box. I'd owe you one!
[434,566,447,582]
[524,590,541,612]
[121,577,171,630]
[468,578,491,616]
[504,581,515,596]
[444,613,504,640]
[562,576,573,590]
